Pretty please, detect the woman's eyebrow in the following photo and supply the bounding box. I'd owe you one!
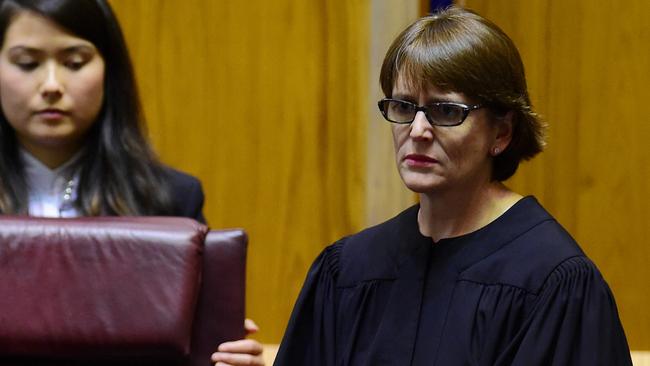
[391,93,416,101]
[58,45,97,56]
[391,93,453,103]
[61,45,96,52]
[7,44,96,54]
[6,45,43,54]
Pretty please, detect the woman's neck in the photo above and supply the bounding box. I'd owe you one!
[18,140,83,170]
[417,181,522,242]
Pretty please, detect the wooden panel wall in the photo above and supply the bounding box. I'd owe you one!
[109,0,648,349]
[110,0,369,342]
[462,0,650,350]
[366,1,420,226]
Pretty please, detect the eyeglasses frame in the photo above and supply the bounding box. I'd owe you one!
[377,98,483,127]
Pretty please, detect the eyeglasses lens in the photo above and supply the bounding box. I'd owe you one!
[426,104,464,126]
[385,100,415,123]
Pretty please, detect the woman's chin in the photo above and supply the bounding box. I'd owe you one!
[399,171,448,194]
[402,179,447,194]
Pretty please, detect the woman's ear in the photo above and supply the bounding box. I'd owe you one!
[491,111,514,156]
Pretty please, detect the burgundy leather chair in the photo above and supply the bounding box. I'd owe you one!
[0,216,247,366]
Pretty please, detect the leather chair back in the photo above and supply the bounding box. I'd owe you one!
[0,216,246,366]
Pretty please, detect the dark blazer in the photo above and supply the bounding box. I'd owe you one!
[0,165,206,223]
[165,167,206,224]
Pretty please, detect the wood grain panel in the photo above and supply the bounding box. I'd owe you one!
[464,0,650,350]
[108,0,649,349]
[110,0,369,342]
[366,0,421,226]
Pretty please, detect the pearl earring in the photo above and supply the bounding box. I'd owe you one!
[492,147,500,156]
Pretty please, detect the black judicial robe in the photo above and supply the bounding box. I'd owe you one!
[275,197,631,366]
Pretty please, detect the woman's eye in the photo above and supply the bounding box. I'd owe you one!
[14,61,38,71]
[438,104,461,118]
[394,104,406,112]
[64,59,86,70]
[391,101,412,113]
[440,105,453,116]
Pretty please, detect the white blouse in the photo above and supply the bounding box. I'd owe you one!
[21,149,81,218]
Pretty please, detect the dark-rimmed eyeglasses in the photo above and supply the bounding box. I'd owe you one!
[377,98,483,127]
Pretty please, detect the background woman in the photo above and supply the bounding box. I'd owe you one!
[275,7,631,365]
[0,1,262,365]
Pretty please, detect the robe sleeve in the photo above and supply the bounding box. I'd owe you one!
[501,256,632,366]
[273,241,344,366]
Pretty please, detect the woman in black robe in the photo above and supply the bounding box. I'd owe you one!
[274,6,631,366]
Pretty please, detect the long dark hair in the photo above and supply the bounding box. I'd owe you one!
[0,0,175,215]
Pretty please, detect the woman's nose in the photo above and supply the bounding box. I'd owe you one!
[409,110,433,140]
[40,63,64,102]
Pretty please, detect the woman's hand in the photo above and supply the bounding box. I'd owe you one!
[211,319,265,366]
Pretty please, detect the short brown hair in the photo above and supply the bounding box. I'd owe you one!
[379,6,545,181]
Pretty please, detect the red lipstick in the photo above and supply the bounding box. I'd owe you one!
[404,153,438,168]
